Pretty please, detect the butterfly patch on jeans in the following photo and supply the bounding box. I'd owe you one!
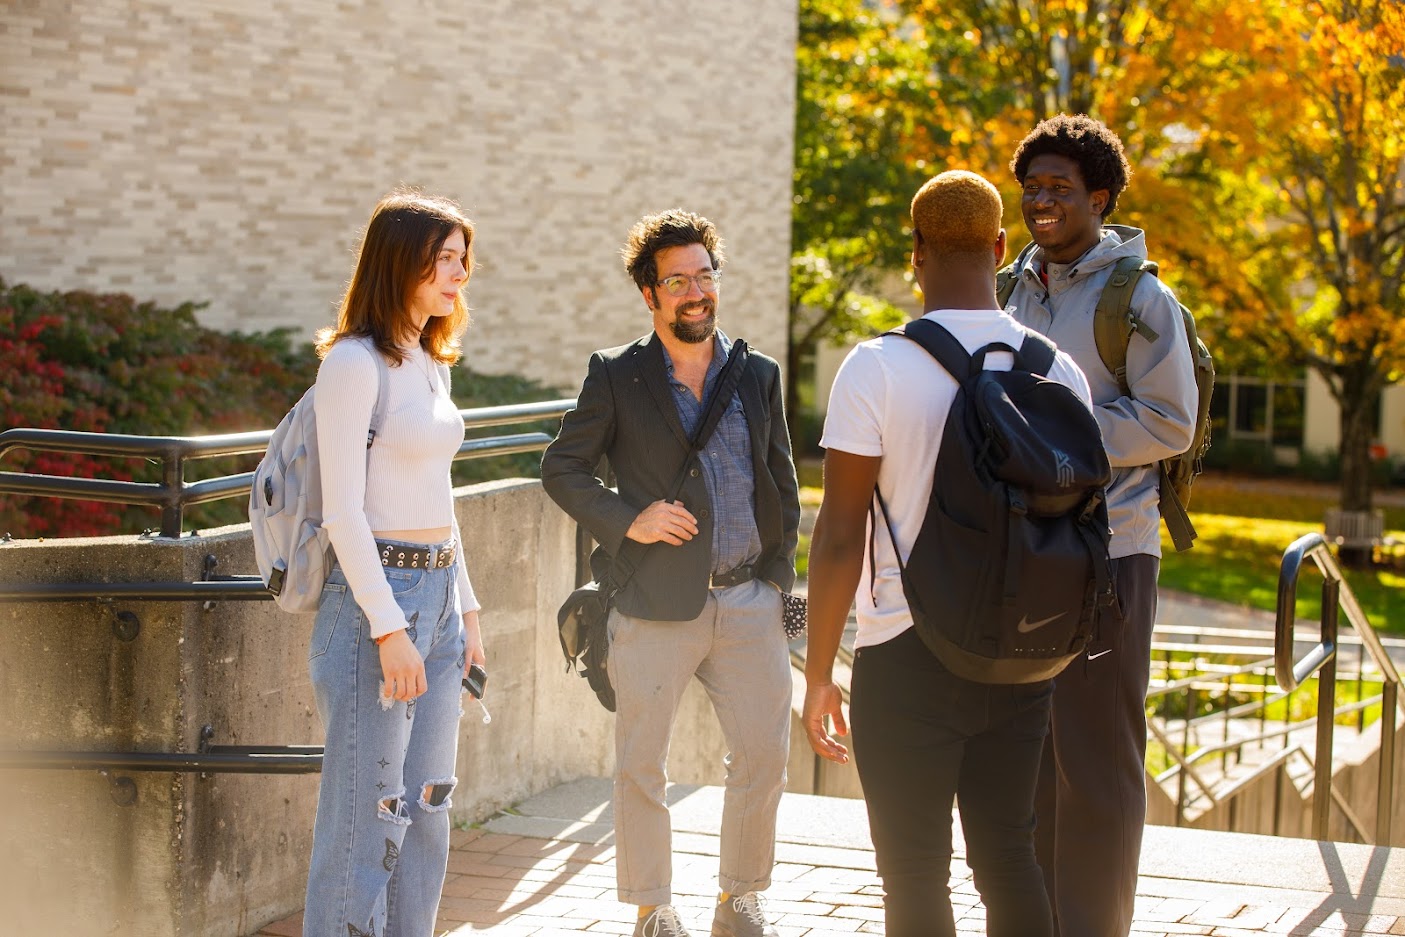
[382,837,400,872]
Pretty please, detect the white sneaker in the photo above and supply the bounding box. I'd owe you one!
[636,904,691,937]
[711,892,778,937]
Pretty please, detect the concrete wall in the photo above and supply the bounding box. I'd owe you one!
[0,0,798,392]
[0,478,845,937]
[0,480,592,937]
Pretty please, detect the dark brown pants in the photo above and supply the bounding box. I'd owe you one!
[1034,554,1159,937]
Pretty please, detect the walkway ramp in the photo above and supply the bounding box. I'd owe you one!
[257,778,1405,936]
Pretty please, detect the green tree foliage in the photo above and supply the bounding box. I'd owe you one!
[794,0,1405,512]
[789,0,942,417]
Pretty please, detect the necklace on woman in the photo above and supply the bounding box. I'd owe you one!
[413,344,436,394]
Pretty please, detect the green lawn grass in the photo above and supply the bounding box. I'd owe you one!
[1161,475,1405,635]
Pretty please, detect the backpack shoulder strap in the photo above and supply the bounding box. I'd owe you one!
[995,263,1018,308]
[1093,256,1159,398]
[369,339,392,449]
[1014,329,1057,377]
[344,335,392,449]
[995,241,1037,308]
[891,318,973,382]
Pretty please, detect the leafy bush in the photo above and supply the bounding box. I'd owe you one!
[0,278,317,537]
[0,278,565,538]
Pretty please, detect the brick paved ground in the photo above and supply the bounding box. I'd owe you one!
[255,824,1405,937]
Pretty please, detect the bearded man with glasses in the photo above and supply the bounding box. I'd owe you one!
[543,209,801,937]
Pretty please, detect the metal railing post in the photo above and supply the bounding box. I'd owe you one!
[1260,669,1269,746]
[1177,684,1194,826]
[1357,641,1367,733]
[1276,531,1400,847]
[160,450,184,537]
[1312,578,1339,840]
[1379,680,1397,845]
[1222,672,1233,771]
[1272,762,1283,835]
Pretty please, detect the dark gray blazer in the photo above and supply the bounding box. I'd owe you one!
[541,332,800,622]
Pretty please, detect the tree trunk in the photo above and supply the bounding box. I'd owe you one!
[1337,375,1375,514]
[1336,370,1376,568]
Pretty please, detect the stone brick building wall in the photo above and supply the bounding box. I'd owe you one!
[0,2,797,393]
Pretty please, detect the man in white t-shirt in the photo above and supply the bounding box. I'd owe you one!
[801,170,1090,937]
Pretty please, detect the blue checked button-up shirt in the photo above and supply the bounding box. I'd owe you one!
[662,332,763,576]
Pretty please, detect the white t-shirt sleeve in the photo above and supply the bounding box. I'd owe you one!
[820,343,887,457]
[314,340,408,638]
[1050,350,1095,412]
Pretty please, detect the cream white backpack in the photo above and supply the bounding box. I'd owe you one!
[249,337,389,612]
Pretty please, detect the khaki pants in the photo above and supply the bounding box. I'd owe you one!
[607,578,792,906]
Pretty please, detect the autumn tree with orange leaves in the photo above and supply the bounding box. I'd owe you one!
[1158,0,1405,514]
[793,0,1405,511]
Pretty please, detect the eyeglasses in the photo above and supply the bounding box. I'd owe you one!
[656,271,721,296]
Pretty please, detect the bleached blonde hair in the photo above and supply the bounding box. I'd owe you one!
[910,170,1003,256]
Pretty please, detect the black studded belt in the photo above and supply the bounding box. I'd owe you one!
[708,564,755,589]
[375,539,457,570]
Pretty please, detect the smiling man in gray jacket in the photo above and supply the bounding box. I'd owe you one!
[1002,115,1197,937]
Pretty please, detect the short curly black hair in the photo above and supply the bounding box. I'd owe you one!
[621,209,725,291]
[1010,114,1132,218]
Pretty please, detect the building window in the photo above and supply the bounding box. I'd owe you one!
[1234,382,1270,439]
[1209,373,1306,449]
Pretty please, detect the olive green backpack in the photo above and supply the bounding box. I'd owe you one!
[997,253,1215,551]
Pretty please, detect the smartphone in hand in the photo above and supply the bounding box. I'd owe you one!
[462,663,488,699]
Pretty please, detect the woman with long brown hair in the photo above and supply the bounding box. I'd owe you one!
[302,189,485,937]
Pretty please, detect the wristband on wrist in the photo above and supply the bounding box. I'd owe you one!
[373,630,401,646]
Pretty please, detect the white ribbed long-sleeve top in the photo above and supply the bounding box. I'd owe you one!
[314,337,479,638]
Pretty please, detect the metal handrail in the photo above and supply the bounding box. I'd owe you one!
[1146,655,1277,699]
[1164,693,1384,774]
[0,748,324,774]
[0,399,574,538]
[1275,531,1400,844]
[1149,727,1377,845]
[0,579,270,602]
[1147,612,1395,840]
[0,400,575,779]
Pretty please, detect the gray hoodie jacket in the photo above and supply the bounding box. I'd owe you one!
[1005,224,1197,558]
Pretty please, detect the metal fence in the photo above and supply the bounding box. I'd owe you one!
[0,399,575,776]
[0,398,574,539]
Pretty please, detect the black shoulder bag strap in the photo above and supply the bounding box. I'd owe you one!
[607,339,750,592]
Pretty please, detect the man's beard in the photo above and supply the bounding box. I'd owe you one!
[669,299,716,344]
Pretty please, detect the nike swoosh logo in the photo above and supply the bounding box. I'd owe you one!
[1016,613,1062,633]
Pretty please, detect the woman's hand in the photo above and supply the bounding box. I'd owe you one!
[377,629,426,702]
[462,610,485,679]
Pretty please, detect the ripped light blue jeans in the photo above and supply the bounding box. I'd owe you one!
[303,556,466,937]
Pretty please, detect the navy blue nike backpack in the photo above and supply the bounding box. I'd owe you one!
[874,318,1120,683]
